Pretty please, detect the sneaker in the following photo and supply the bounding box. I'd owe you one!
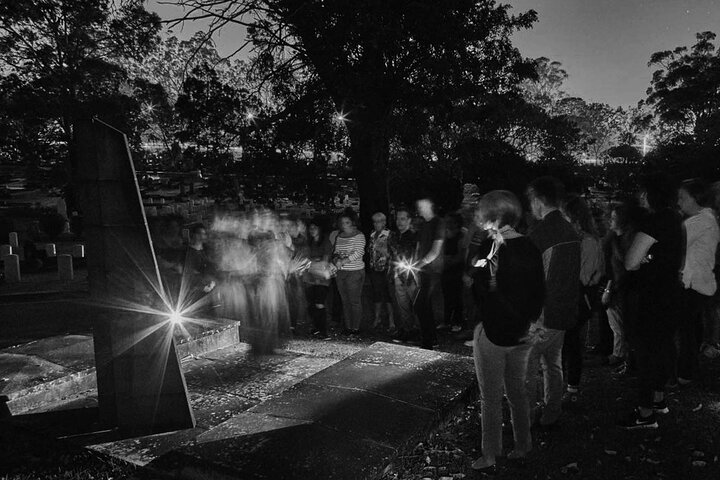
[450,325,463,333]
[618,408,658,430]
[653,399,669,415]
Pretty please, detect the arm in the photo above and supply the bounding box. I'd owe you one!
[624,232,657,271]
[418,239,444,267]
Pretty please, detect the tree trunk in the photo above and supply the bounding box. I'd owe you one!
[346,117,390,232]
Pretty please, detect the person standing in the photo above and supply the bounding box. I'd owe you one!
[619,173,683,429]
[302,218,334,339]
[469,191,545,471]
[441,213,466,332]
[332,211,366,335]
[388,206,419,342]
[525,176,581,428]
[560,195,604,407]
[367,212,395,331]
[676,179,719,384]
[413,198,446,349]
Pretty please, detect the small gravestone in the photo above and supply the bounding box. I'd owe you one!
[4,254,21,282]
[45,244,57,257]
[1,244,12,257]
[72,244,85,258]
[58,254,73,281]
[145,206,158,217]
[8,232,19,248]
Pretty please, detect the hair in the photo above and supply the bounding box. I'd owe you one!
[371,212,387,222]
[639,172,677,211]
[445,212,463,229]
[476,190,523,228]
[337,207,358,227]
[395,204,413,217]
[527,176,565,208]
[563,195,598,236]
[189,223,206,237]
[679,178,710,207]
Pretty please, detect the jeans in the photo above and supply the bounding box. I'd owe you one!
[474,325,532,457]
[562,293,591,388]
[526,328,565,425]
[606,303,629,359]
[414,271,442,348]
[336,269,365,330]
[394,275,418,332]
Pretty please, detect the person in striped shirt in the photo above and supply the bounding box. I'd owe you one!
[332,210,366,335]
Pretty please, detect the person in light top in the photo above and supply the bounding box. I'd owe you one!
[331,210,366,335]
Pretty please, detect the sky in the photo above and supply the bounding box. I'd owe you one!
[148,0,720,108]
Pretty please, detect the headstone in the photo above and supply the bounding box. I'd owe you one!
[58,254,73,281]
[145,206,158,217]
[72,244,85,258]
[182,228,190,242]
[8,232,19,248]
[45,243,57,257]
[159,197,166,204]
[0,244,12,257]
[4,254,21,282]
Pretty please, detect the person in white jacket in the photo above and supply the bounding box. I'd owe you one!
[677,179,719,384]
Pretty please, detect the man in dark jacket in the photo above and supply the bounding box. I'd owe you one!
[526,177,581,428]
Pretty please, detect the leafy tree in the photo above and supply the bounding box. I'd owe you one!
[171,0,537,227]
[0,0,160,188]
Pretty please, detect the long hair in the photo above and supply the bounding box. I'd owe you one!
[563,195,598,236]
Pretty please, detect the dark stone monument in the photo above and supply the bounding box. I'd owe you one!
[72,118,195,434]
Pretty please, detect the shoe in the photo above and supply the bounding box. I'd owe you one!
[678,377,693,386]
[618,408,658,430]
[471,456,497,472]
[451,325,463,333]
[464,340,474,348]
[435,323,450,331]
[653,399,669,415]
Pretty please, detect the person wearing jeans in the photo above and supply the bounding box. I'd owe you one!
[332,211,366,334]
[388,207,419,341]
[526,177,581,428]
[469,190,545,471]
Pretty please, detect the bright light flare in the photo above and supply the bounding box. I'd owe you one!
[168,308,183,325]
[334,112,347,123]
[246,111,256,121]
[394,257,420,282]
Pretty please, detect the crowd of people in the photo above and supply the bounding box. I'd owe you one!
[151,173,720,471]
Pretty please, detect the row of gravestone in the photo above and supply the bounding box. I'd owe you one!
[1,232,85,284]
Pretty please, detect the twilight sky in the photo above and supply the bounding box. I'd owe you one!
[149,0,720,108]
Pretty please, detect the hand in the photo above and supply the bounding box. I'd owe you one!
[601,289,611,307]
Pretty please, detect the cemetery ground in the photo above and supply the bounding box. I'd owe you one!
[1,304,719,480]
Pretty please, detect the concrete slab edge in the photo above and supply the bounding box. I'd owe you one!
[7,323,241,416]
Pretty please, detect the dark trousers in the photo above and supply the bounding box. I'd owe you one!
[562,287,594,387]
[442,270,463,326]
[414,271,441,349]
[634,330,675,408]
[677,289,711,381]
[305,284,329,336]
[328,278,343,323]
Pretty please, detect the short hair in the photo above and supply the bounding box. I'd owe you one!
[476,190,523,228]
[639,172,677,211]
[395,205,413,217]
[372,212,387,222]
[337,208,358,226]
[680,178,709,206]
[527,176,565,208]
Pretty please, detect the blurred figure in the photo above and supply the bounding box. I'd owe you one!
[676,179,719,384]
[368,212,395,332]
[441,213,466,332]
[469,191,544,471]
[560,195,604,407]
[332,210,366,335]
[525,176,581,428]
[619,173,682,429]
[413,197,445,349]
[388,206,419,343]
[702,182,720,358]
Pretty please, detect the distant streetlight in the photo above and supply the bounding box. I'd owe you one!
[334,112,348,123]
[246,111,256,121]
[633,133,653,156]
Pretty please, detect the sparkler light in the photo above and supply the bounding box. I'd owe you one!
[394,257,420,282]
[168,309,183,325]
